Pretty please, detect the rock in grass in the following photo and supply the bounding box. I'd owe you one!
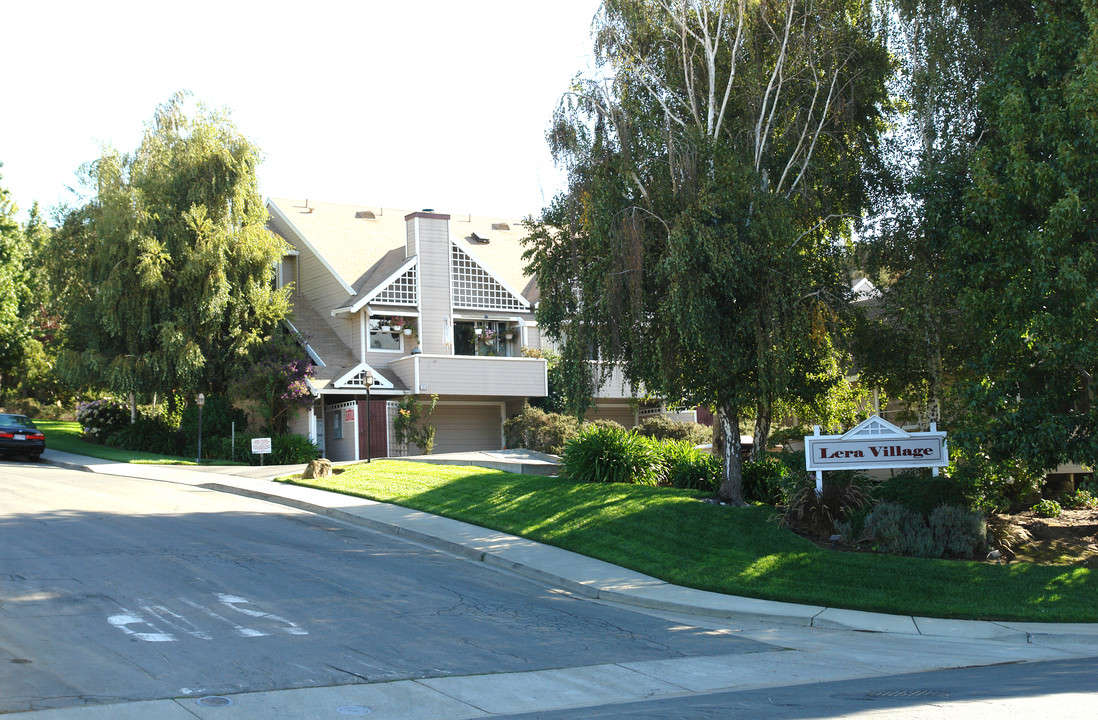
[303,458,333,479]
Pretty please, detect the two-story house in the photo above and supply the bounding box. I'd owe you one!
[267,198,667,461]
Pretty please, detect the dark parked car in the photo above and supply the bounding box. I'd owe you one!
[0,413,45,461]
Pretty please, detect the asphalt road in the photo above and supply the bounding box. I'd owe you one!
[0,461,774,714]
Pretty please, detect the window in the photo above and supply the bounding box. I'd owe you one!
[332,411,343,439]
[369,318,403,352]
[454,320,514,357]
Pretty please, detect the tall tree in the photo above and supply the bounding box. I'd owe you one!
[862,0,1098,471]
[857,0,1021,428]
[951,0,1098,469]
[525,0,893,503]
[56,92,290,406]
[0,167,31,393]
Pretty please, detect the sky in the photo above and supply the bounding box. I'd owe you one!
[1,0,603,224]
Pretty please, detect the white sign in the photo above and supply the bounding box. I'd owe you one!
[251,437,272,455]
[805,416,949,472]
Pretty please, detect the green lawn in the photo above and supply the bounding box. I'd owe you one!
[284,460,1097,623]
[37,419,219,465]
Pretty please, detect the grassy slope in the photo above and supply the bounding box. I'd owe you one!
[37,420,204,465]
[285,460,1096,623]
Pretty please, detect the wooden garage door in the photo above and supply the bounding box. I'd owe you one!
[430,403,504,454]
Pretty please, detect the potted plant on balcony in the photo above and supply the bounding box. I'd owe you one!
[476,326,499,355]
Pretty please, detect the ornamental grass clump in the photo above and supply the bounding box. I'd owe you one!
[661,440,719,491]
[561,425,665,485]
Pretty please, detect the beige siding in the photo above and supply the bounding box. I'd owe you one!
[324,405,357,462]
[286,407,312,437]
[585,403,638,428]
[390,355,547,397]
[415,216,453,355]
[297,244,354,314]
[592,363,636,399]
[524,324,544,351]
[430,403,506,454]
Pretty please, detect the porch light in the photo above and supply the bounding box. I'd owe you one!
[365,370,374,463]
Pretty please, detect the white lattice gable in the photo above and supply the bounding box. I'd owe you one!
[346,257,419,314]
[450,240,530,311]
[334,363,394,390]
[839,415,910,440]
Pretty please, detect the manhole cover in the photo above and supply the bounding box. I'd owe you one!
[337,707,371,716]
[866,690,950,698]
[196,696,234,708]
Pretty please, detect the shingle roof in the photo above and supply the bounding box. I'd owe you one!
[267,198,537,305]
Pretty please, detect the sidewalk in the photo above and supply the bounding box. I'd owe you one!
[19,449,1098,719]
[38,448,1098,645]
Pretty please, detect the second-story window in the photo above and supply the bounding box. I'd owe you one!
[454,320,513,356]
[369,318,402,352]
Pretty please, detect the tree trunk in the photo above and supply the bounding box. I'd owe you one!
[128,392,137,424]
[751,401,772,462]
[716,403,747,506]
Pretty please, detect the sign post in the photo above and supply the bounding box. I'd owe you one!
[251,437,272,466]
[804,416,949,494]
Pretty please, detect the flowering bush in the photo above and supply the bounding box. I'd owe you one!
[393,394,438,454]
[76,399,131,442]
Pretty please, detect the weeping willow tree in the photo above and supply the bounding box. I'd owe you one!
[524,0,893,503]
[54,92,290,410]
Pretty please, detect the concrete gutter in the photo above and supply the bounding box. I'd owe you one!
[38,449,1098,645]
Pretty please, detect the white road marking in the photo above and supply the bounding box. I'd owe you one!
[142,604,213,640]
[107,594,307,641]
[179,596,268,638]
[218,593,308,635]
[108,609,176,642]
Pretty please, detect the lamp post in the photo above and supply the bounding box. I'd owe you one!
[196,392,205,464]
[365,370,374,463]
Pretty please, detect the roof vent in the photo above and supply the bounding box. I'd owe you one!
[491,223,510,231]
[355,210,376,219]
[469,232,490,244]
[421,208,435,213]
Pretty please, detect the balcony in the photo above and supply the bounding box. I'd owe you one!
[389,354,547,397]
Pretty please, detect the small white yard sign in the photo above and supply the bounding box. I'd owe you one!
[251,437,272,455]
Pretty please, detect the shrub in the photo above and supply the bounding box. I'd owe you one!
[206,434,257,463]
[1032,499,1062,518]
[106,417,184,456]
[272,433,320,464]
[178,395,249,446]
[742,456,787,505]
[875,470,971,517]
[863,501,988,559]
[863,501,942,558]
[581,418,627,433]
[561,425,665,485]
[661,440,719,491]
[929,505,988,559]
[778,475,872,537]
[946,446,1043,513]
[0,397,71,420]
[76,399,132,442]
[635,416,710,446]
[393,394,439,455]
[503,405,580,454]
[1062,489,1098,510]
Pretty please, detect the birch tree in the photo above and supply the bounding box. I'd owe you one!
[525,0,892,503]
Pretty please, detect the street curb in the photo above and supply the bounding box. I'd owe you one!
[38,453,1098,645]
